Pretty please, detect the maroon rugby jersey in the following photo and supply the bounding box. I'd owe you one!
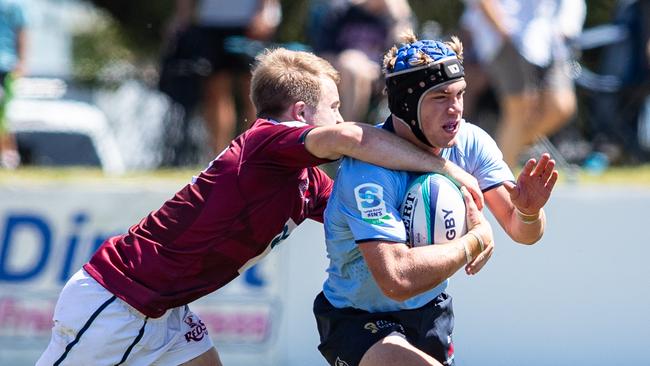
[84,119,333,318]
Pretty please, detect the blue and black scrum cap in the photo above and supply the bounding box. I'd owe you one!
[385,40,465,147]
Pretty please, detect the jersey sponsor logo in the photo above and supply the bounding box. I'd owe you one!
[363,322,379,333]
[237,219,297,275]
[363,320,404,334]
[402,191,417,244]
[269,219,298,249]
[184,315,208,342]
[353,183,392,225]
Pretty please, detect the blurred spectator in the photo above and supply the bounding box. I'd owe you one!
[159,0,281,164]
[457,14,495,131]
[308,0,413,122]
[0,0,26,169]
[585,0,650,164]
[462,0,585,167]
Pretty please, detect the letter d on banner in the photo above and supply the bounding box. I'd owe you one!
[0,214,51,281]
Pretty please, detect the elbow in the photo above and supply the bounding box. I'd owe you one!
[512,232,543,245]
[378,280,413,302]
[377,276,447,302]
[373,270,412,302]
[519,237,542,245]
[336,124,364,150]
[319,124,364,159]
[375,272,432,302]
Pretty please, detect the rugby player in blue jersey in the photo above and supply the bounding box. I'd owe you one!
[314,32,558,366]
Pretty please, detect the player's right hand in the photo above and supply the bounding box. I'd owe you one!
[461,186,494,275]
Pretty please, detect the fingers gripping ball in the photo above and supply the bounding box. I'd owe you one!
[400,174,467,247]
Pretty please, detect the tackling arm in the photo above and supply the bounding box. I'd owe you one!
[304,122,485,208]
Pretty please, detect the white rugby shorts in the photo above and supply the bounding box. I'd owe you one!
[36,269,214,366]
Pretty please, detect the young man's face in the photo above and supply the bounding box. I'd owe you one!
[304,77,344,127]
[419,79,466,150]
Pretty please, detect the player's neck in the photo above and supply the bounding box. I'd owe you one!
[392,116,442,156]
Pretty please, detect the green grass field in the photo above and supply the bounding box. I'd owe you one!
[2,165,650,186]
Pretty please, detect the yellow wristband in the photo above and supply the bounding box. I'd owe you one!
[515,208,542,224]
[466,231,485,252]
[463,241,473,264]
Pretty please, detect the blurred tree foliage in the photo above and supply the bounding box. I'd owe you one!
[72,11,134,85]
[85,0,620,58]
[83,0,175,56]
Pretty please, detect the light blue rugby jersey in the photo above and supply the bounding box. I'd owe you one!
[322,118,514,312]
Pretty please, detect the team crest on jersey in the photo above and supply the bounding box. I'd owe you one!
[298,177,309,201]
[353,183,392,225]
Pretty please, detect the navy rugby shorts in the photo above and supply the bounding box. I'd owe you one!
[313,291,456,366]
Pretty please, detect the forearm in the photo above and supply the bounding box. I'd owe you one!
[337,123,451,174]
[366,234,483,302]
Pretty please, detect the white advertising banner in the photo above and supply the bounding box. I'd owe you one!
[0,182,288,365]
[2,183,650,366]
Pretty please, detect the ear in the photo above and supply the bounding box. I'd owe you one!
[290,101,308,122]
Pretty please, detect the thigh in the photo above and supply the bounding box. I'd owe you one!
[36,270,149,366]
[37,270,215,366]
[541,58,575,93]
[314,292,407,366]
[406,292,455,365]
[489,42,542,97]
[179,347,222,366]
[360,332,443,366]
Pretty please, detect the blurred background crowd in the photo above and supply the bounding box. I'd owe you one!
[1,0,648,175]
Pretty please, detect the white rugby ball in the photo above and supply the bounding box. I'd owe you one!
[400,174,467,246]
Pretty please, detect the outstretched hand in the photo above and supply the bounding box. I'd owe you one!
[503,153,559,214]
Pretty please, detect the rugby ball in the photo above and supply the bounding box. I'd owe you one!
[400,174,467,246]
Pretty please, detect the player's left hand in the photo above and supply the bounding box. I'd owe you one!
[503,153,558,214]
[461,186,494,275]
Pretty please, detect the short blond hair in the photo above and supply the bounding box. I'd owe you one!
[251,48,340,119]
[382,30,464,74]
